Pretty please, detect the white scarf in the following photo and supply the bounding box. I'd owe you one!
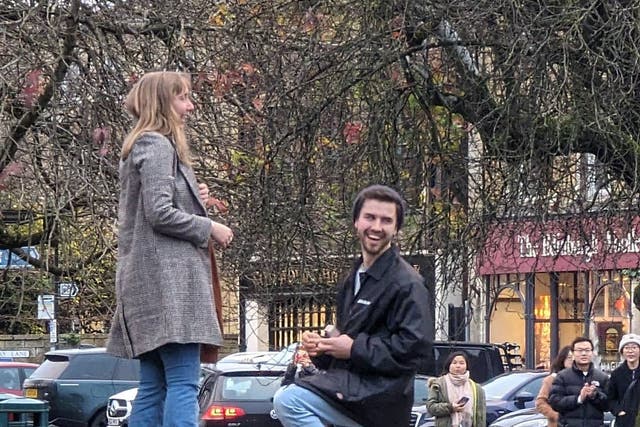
[444,372,474,427]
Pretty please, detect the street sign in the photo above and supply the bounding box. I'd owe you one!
[58,282,79,298]
[49,319,58,344]
[0,246,39,269]
[0,350,29,358]
[37,295,55,320]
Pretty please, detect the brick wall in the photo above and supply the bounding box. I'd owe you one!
[0,334,239,364]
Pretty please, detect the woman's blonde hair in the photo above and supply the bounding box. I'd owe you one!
[121,71,192,164]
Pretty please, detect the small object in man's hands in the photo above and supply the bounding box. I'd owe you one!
[457,396,469,405]
[590,380,600,387]
[324,324,340,338]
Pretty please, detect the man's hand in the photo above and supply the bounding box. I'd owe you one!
[316,334,353,360]
[579,383,594,401]
[302,331,323,357]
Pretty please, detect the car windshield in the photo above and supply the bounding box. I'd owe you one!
[414,377,430,406]
[482,374,534,400]
[221,375,283,400]
[0,368,21,390]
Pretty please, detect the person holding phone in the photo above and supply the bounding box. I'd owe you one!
[427,351,486,427]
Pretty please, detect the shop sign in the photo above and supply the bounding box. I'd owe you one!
[479,216,640,274]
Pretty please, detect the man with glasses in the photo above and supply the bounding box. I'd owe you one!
[548,337,609,427]
[607,333,640,427]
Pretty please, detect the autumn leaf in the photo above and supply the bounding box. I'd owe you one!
[209,3,233,27]
[98,146,110,157]
[390,16,404,40]
[207,196,229,214]
[239,63,256,76]
[252,94,265,111]
[20,70,44,108]
[0,161,25,189]
[302,9,318,33]
[343,121,363,145]
[92,127,110,145]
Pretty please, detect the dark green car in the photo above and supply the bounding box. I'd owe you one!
[23,347,139,427]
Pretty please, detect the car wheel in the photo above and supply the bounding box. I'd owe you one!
[90,410,108,427]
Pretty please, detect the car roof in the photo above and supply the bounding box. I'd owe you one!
[212,364,286,375]
[44,346,105,357]
[0,362,39,368]
[489,370,547,378]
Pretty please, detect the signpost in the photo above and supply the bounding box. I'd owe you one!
[58,282,79,298]
[49,319,58,345]
[36,282,79,351]
[0,246,39,269]
[0,350,29,358]
[37,295,55,320]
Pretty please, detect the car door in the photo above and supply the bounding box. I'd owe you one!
[511,376,545,410]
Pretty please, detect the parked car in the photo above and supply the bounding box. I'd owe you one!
[411,374,434,427]
[489,406,615,427]
[0,361,38,396]
[482,371,548,425]
[23,347,139,427]
[198,364,287,426]
[106,364,218,426]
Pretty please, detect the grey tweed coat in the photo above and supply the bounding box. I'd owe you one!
[107,132,223,359]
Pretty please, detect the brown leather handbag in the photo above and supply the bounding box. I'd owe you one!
[200,240,224,363]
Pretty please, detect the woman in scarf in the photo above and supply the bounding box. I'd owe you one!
[427,351,486,427]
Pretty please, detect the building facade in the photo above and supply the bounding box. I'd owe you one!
[479,215,640,371]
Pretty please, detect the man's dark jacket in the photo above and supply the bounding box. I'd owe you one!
[548,362,609,427]
[296,245,434,427]
[607,362,640,427]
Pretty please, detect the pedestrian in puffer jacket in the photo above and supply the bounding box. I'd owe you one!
[548,337,609,427]
[607,333,640,427]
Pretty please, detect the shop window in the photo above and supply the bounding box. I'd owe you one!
[597,322,623,372]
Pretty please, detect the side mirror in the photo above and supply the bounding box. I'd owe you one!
[514,392,534,409]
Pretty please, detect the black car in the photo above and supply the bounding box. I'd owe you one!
[482,371,548,425]
[23,347,139,427]
[426,342,507,383]
[489,406,615,427]
[411,374,434,427]
[198,365,286,426]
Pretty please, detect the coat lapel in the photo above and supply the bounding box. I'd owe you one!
[177,162,207,215]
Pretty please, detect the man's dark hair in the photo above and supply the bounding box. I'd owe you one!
[351,185,406,231]
[571,336,594,351]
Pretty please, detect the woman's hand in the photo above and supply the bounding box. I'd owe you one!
[198,183,210,205]
[211,221,233,248]
[452,402,466,412]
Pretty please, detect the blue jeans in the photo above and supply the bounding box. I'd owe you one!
[129,343,200,427]
[273,384,362,427]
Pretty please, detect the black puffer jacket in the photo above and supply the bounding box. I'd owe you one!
[296,246,434,427]
[607,362,640,427]
[548,363,609,427]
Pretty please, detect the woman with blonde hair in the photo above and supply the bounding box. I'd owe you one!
[427,351,486,427]
[107,71,233,426]
[535,345,573,427]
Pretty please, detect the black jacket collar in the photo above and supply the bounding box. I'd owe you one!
[356,245,398,280]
